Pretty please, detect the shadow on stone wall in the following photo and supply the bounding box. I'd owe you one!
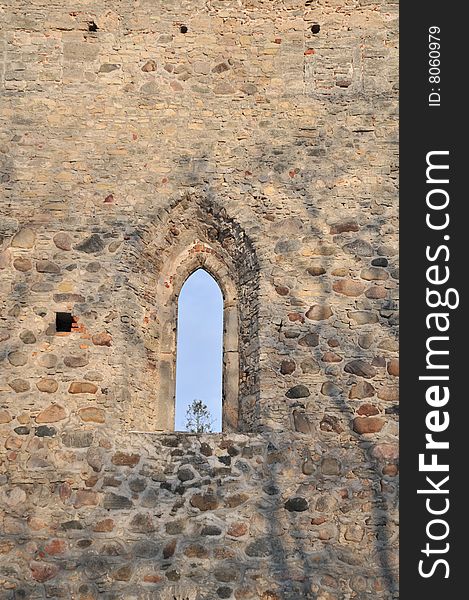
[0,429,398,600]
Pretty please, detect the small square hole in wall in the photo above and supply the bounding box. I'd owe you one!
[56,312,74,333]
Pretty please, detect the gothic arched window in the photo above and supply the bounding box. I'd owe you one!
[175,269,223,432]
[125,197,259,433]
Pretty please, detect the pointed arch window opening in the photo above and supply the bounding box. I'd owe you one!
[154,240,242,433]
[174,268,224,433]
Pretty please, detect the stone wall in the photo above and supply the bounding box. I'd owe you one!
[1,0,399,598]
[0,431,398,599]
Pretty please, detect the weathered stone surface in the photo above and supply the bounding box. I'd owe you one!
[275,285,289,296]
[36,260,60,273]
[112,452,140,467]
[371,443,399,462]
[0,2,398,595]
[85,448,103,473]
[68,382,98,394]
[321,457,341,476]
[285,385,310,399]
[99,63,120,73]
[292,410,312,434]
[227,522,248,537]
[358,333,374,349]
[9,378,30,393]
[383,464,399,476]
[298,333,319,347]
[44,539,67,556]
[330,220,359,234]
[93,518,115,532]
[79,407,105,423]
[36,378,58,393]
[373,355,386,368]
[240,83,258,95]
[360,267,389,281]
[35,425,57,437]
[322,351,342,363]
[199,524,221,537]
[184,543,209,558]
[8,351,28,366]
[344,360,377,379]
[345,524,364,542]
[92,332,112,346]
[53,293,85,303]
[30,561,58,582]
[349,311,379,325]
[284,497,309,512]
[0,410,12,423]
[36,404,66,423]
[11,228,35,248]
[5,435,23,449]
[0,249,10,269]
[130,513,155,533]
[365,285,387,299]
[142,59,157,72]
[319,415,344,433]
[53,232,72,250]
[141,81,159,94]
[378,386,399,401]
[275,239,300,254]
[214,83,235,95]
[224,493,249,508]
[307,265,326,276]
[245,538,273,557]
[0,329,10,342]
[353,417,385,434]
[379,338,399,352]
[280,359,296,375]
[288,311,304,323]
[302,455,315,475]
[141,488,159,508]
[387,358,399,376]
[176,467,194,482]
[305,304,333,320]
[357,403,380,416]
[200,442,212,456]
[86,261,101,272]
[38,353,58,368]
[321,381,342,397]
[214,564,237,583]
[190,492,219,511]
[64,354,89,368]
[134,540,159,558]
[74,490,99,508]
[212,62,230,74]
[103,493,133,510]
[349,380,375,399]
[333,279,365,297]
[13,257,32,271]
[75,234,105,253]
[62,431,93,448]
[300,358,320,374]
[163,539,177,559]
[343,239,373,257]
[19,330,36,344]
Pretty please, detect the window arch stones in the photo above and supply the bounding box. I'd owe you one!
[129,195,260,433]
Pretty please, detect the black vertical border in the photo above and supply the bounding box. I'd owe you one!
[400,4,465,598]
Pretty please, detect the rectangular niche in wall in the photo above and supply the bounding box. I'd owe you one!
[55,312,74,333]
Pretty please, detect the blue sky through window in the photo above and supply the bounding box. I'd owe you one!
[175,269,223,432]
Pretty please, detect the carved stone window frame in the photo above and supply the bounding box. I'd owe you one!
[156,239,240,432]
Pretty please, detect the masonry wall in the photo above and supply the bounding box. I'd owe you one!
[0,1,399,598]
